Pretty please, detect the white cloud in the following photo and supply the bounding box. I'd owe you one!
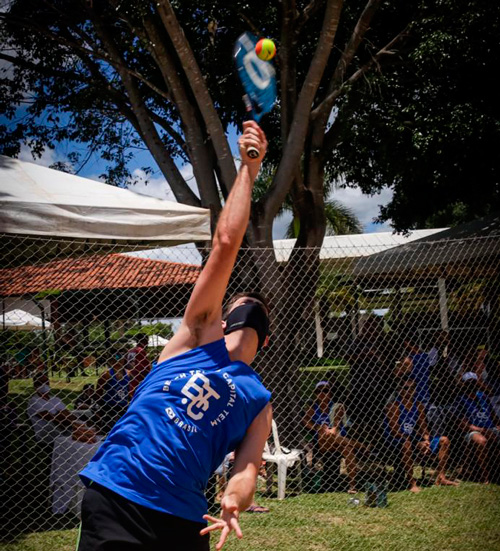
[128,168,177,201]
[271,187,394,239]
[332,186,394,232]
[127,163,200,202]
[18,145,61,167]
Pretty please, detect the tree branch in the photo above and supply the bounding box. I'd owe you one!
[296,0,327,32]
[312,0,383,122]
[0,51,88,83]
[280,0,299,142]
[262,0,343,233]
[156,0,237,192]
[0,12,171,102]
[314,26,410,126]
[140,13,222,213]
[92,17,200,207]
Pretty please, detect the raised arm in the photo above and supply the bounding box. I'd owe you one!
[158,122,267,363]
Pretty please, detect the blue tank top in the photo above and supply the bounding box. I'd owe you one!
[411,353,431,406]
[460,391,495,429]
[102,368,129,408]
[80,339,271,523]
[311,402,332,427]
[385,399,420,443]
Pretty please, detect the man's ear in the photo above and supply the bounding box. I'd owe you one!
[262,335,270,349]
[221,320,227,331]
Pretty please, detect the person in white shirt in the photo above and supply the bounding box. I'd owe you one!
[27,372,87,446]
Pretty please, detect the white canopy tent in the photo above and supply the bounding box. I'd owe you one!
[147,335,169,348]
[0,155,210,243]
[3,309,51,331]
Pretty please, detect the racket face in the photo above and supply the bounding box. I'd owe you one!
[233,32,277,121]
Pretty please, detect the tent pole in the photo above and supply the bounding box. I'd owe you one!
[314,300,324,359]
[438,278,449,331]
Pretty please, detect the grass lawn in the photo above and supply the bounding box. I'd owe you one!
[2,483,499,551]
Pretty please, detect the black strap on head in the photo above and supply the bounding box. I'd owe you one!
[223,302,270,350]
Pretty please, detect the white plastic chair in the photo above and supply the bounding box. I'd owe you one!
[262,419,303,500]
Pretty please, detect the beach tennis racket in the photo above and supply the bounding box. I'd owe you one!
[233,32,277,158]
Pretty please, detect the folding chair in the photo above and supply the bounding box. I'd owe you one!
[262,419,303,499]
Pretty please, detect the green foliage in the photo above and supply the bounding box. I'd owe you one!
[327,0,500,230]
[124,322,174,339]
[1,484,500,550]
[0,0,498,232]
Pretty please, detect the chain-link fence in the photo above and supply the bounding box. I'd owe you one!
[1,233,500,550]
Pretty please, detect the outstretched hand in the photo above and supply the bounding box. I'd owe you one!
[200,495,243,550]
[238,120,267,165]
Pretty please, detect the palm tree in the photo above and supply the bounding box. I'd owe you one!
[285,198,362,238]
[253,164,362,238]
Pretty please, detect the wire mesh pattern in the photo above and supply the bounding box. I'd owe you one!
[1,233,500,549]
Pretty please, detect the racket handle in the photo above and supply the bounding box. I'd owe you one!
[242,94,259,158]
[246,146,259,159]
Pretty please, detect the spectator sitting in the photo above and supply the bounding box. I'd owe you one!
[484,356,500,418]
[27,372,95,446]
[303,380,367,494]
[74,383,96,410]
[95,346,130,434]
[460,346,493,391]
[456,372,500,484]
[126,333,150,398]
[385,377,457,493]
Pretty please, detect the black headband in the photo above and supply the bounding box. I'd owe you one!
[224,302,270,350]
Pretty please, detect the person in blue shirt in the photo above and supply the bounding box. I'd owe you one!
[302,380,367,494]
[385,377,457,493]
[78,121,272,551]
[457,371,500,484]
[94,346,130,434]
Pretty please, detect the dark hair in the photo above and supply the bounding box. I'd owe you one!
[135,333,148,346]
[222,291,270,320]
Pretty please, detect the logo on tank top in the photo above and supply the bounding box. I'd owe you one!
[180,373,221,420]
[163,369,238,432]
[403,422,415,434]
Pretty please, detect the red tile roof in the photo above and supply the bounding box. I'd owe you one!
[0,254,201,296]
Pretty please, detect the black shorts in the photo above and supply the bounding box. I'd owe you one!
[77,483,210,551]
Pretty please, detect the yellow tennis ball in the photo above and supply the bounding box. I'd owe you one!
[255,38,276,61]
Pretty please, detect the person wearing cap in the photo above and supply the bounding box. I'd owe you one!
[78,122,271,551]
[303,380,366,494]
[457,371,500,484]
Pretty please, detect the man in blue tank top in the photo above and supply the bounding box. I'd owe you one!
[385,377,457,493]
[78,121,272,551]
